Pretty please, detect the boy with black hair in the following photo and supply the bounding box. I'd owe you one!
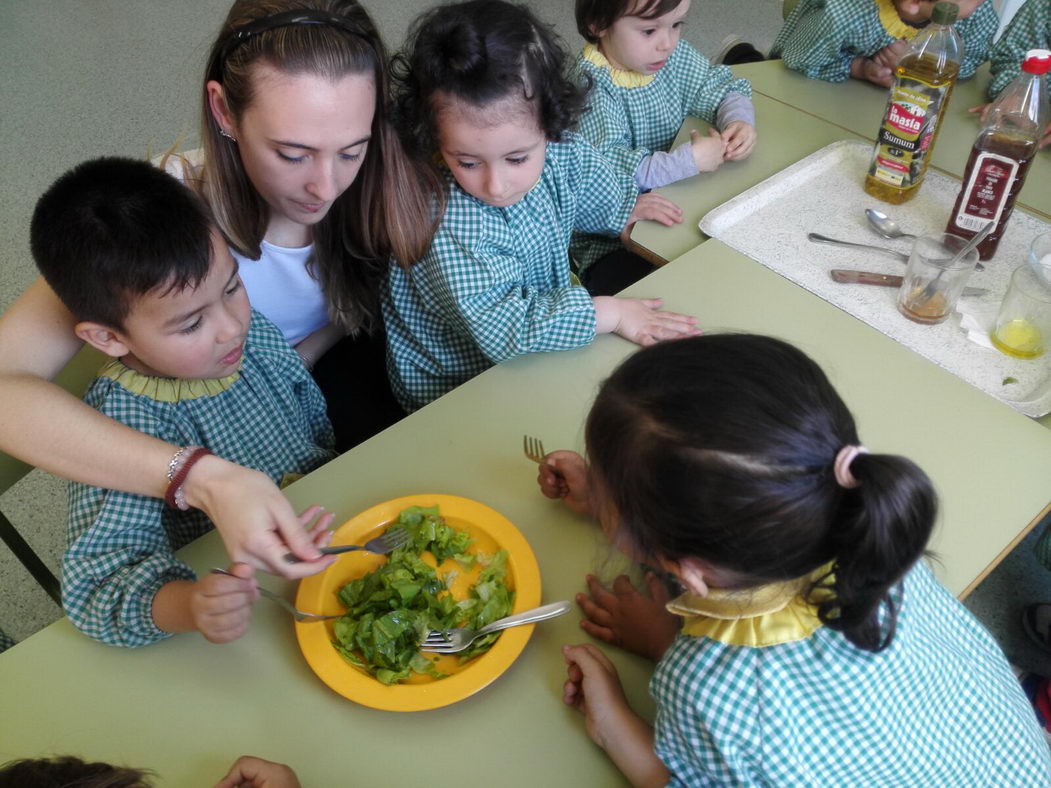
[30,157,336,648]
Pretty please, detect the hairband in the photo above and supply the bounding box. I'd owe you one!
[833,445,868,489]
[213,9,372,75]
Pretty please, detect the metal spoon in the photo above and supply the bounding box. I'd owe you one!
[866,208,917,242]
[807,233,909,262]
[865,208,984,271]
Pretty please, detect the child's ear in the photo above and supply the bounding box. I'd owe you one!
[660,557,709,597]
[75,321,131,359]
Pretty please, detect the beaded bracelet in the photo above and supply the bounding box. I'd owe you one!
[164,446,213,511]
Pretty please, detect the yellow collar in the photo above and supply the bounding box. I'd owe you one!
[876,0,923,40]
[583,43,655,88]
[668,564,834,648]
[98,358,242,403]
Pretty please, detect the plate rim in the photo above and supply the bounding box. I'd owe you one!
[294,493,541,712]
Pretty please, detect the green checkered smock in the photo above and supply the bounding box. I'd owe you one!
[989,0,1050,97]
[63,310,335,648]
[771,0,999,82]
[571,41,753,267]
[651,561,1051,786]
[382,133,637,412]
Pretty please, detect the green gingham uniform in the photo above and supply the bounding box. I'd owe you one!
[382,133,636,412]
[650,561,1051,786]
[571,40,753,267]
[771,0,999,82]
[989,0,1051,97]
[574,40,753,176]
[63,310,335,648]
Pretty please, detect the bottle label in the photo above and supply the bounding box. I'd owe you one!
[868,76,951,187]
[953,152,1019,231]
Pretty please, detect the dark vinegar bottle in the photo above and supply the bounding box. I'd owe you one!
[945,49,1051,260]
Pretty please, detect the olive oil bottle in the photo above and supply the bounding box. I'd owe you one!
[864,2,962,204]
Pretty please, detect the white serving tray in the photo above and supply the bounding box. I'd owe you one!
[699,140,1051,418]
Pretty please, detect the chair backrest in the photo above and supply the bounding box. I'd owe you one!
[0,344,107,604]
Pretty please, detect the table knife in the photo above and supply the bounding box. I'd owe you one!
[830,269,989,298]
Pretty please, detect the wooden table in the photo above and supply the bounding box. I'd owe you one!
[4,243,1050,785]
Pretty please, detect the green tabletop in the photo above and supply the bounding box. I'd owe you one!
[735,60,1051,218]
[3,241,1050,785]
[630,92,869,263]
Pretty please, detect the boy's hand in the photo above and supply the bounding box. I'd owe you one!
[214,755,301,788]
[720,121,757,161]
[593,296,700,347]
[537,450,592,516]
[577,573,680,661]
[689,127,727,172]
[193,563,258,643]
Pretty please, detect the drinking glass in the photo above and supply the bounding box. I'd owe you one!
[897,233,980,325]
[990,233,1051,359]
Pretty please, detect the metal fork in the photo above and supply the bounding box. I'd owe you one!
[523,434,548,465]
[210,568,341,623]
[420,601,571,653]
[283,525,411,564]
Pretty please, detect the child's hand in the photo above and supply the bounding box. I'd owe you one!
[968,102,991,122]
[720,121,757,161]
[689,127,727,172]
[537,450,593,516]
[620,193,683,243]
[871,39,907,71]
[850,56,893,88]
[192,563,258,643]
[214,755,301,788]
[562,643,633,747]
[593,296,700,347]
[577,573,681,661]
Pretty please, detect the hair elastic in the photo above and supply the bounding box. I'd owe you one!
[213,9,372,76]
[833,445,868,489]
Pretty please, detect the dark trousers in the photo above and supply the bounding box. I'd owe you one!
[311,328,405,453]
[582,249,659,296]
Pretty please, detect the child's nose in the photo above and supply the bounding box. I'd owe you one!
[485,169,504,199]
[216,303,245,343]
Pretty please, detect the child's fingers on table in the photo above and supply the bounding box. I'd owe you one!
[576,590,614,628]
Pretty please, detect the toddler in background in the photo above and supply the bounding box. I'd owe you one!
[384,0,699,412]
[972,0,1051,148]
[572,0,756,284]
[538,334,1050,786]
[772,0,999,87]
[30,158,336,648]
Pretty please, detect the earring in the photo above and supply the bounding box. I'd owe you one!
[219,128,237,143]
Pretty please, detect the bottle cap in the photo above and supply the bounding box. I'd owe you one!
[931,1,958,25]
[1022,49,1051,76]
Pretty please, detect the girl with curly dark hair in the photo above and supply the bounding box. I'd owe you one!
[382,0,698,412]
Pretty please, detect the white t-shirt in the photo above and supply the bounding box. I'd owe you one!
[160,150,329,347]
[233,241,328,347]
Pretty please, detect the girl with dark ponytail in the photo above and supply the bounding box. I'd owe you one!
[538,334,1050,786]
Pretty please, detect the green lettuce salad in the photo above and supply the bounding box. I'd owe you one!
[332,505,515,685]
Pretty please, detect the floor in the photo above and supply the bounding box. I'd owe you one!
[1,0,1047,680]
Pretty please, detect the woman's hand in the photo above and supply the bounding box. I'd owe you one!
[214,755,302,788]
[689,127,727,172]
[577,573,680,661]
[593,296,700,347]
[182,455,337,578]
[720,122,757,161]
[537,449,593,516]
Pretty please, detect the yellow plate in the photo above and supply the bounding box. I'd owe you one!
[295,494,541,711]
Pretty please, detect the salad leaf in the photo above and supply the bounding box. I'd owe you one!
[332,505,515,685]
